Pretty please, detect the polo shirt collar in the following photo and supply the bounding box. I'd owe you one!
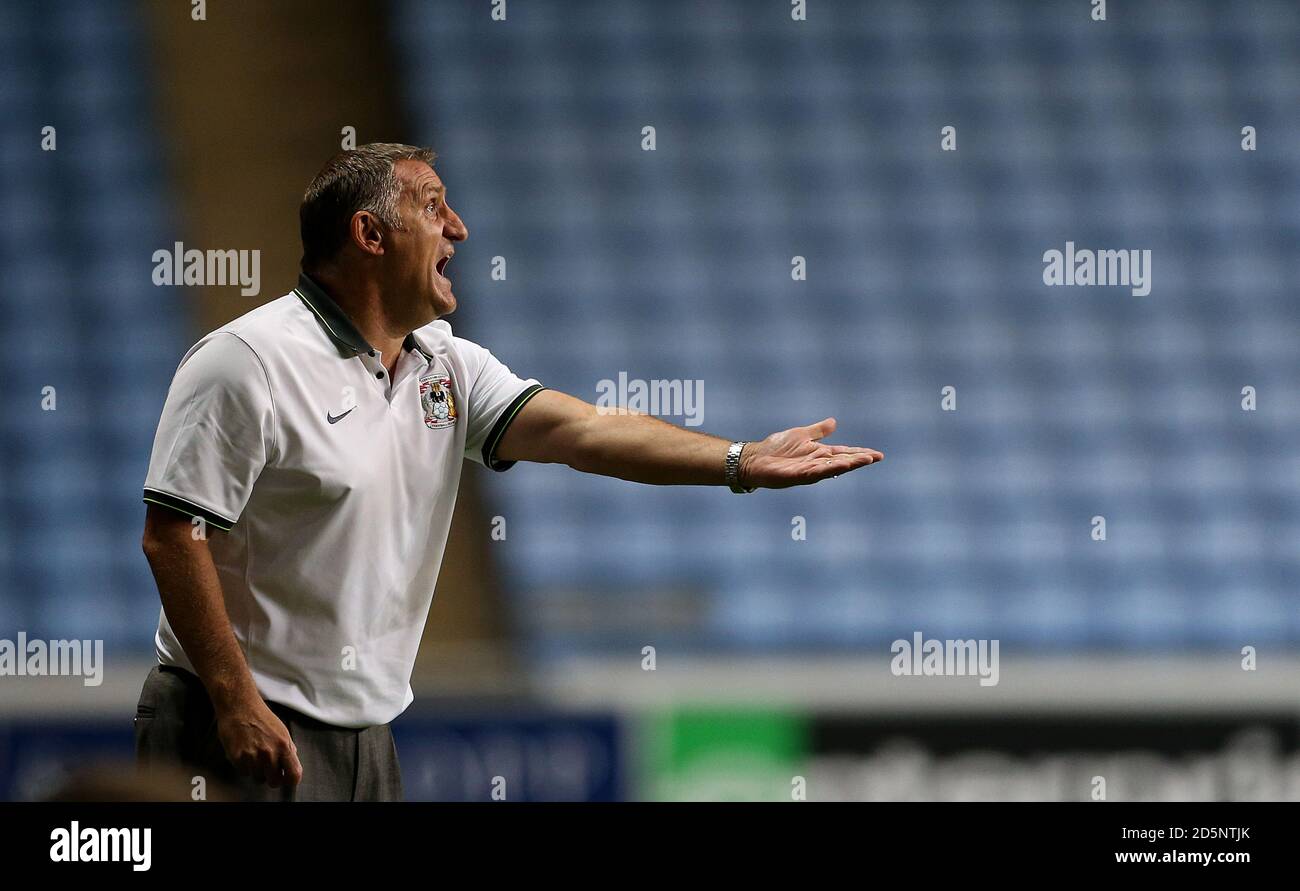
[405,329,436,363]
[294,272,436,362]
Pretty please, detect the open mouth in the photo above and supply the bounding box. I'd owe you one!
[436,253,453,279]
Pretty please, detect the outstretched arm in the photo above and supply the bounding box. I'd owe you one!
[494,389,883,489]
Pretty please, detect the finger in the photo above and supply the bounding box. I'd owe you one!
[258,750,282,787]
[821,451,878,467]
[807,452,879,481]
[825,445,884,460]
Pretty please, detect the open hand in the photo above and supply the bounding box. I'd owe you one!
[739,417,883,489]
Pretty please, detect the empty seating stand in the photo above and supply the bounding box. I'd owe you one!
[0,0,189,650]
[391,0,1300,655]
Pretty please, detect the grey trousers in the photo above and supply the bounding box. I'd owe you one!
[134,664,403,802]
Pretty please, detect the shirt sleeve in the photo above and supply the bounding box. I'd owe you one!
[142,332,275,530]
[456,336,544,472]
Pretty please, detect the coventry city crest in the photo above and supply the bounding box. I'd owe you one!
[419,371,457,429]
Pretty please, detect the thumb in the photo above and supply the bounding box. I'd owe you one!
[284,745,304,785]
[804,417,836,440]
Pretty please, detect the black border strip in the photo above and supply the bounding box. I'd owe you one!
[482,384,546,471]
[142,488,236,531]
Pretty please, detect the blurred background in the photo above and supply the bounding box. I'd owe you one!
[2,0,1299,800]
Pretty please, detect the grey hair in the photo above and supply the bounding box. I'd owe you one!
[299,142,437,269]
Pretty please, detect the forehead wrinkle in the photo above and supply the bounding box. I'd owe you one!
[416,178,445,201]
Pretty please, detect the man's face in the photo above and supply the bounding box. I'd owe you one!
[384,159,467,322]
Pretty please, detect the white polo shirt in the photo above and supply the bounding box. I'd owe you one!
[143,273,543,728]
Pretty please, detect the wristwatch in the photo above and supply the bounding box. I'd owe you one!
[725,441,755,494]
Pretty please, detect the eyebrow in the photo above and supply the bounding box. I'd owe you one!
[420,184,445,203]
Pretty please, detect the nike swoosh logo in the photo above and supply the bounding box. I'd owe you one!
[327,408,354,425]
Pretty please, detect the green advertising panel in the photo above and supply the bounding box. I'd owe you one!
[642,709,809,802]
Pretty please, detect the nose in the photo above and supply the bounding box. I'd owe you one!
[444,204,468,242]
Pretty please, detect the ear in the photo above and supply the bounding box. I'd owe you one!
[349,210,386,257]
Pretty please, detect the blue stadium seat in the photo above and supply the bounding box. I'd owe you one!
[403,0,1296,654]
[0,0,187,651]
